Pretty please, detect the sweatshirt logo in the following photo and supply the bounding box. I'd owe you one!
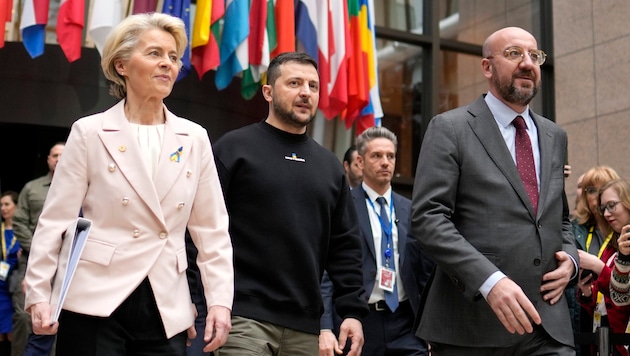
[284,152,305,163]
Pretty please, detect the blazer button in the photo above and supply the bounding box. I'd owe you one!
[533,258,541,266]
[132,229,140,238]
[159,232,167,239]
[186,170,193,177]
[122,197,130,205]
[108,163,117,172]
[177,202,185,209]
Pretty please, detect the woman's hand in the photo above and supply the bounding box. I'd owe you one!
[618,224,630,256]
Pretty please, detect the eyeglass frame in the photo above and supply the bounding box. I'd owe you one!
[485,46,547,66]
[598,200,622,216]
[584,186,599,195]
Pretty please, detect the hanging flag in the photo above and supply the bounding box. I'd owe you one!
[342,0,369,130]
[20,0,50,58]
[132,0,157,14]
[56,0,85,62]
[215,0,248,91]
[191,0,225,79]
[162,0,192,81]
[295,0,318,61]
[314,0,330,116]
[355,0,382,133]
[270,0,294,58]
[0,0,12,48]
[241,0,269,99]
[320,0,349,119]
[87,0,122,55]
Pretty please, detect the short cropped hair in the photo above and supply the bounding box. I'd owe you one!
[266,52,318,87]
[355,127,398,156]
[101,12,188,99]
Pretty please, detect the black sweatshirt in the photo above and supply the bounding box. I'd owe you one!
[213,121,368,334]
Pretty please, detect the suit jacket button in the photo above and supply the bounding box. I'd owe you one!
[122,197,130,205]
[533,258,541,266]
[108,163,117,172]
[186,170,193,177]
[159,232,167,239]
[132,229,140,238]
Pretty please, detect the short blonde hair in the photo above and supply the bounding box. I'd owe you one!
[101,12,188,99]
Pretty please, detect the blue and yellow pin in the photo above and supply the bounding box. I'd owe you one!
[170,146,183,162]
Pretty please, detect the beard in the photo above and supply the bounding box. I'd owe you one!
[272,97,315,129]
[492,67,540,106]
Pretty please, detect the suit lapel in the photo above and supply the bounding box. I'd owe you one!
[532,112,553,217]
[154,110,192,203]
[467,97,537,218]
[97,101,163,225]
[352,187,377,260]
[393,193,408,266]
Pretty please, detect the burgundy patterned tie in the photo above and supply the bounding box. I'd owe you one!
[513,116,538,214]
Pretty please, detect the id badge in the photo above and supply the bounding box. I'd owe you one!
[0,261,9,281]
[379,266,396,292]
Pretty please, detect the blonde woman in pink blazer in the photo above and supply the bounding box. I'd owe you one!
[23,13,233,355]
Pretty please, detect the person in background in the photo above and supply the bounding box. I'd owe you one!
[0,191,19,355]
[12,142,65,356]
[343,145,363,189]
[213,52,367,356]
[569,166,619,355]
[411,26,578,354]
[580,178,630,356]
[320,126,434,355]
[23,12,233,355]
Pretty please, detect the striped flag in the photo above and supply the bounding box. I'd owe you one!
[342,0,369,129]
[241,0,269,99]
[191,0,225,79]
[270,0,294,58]
[20,0,50,58]
[320,0,349,119]
[162,0,192,81]
[295,0,318,61]
[355,0,382,133]
[56,0,85,62]
[132,0,157,14]
[87,0,122,55]
[215,0,248,90]
[0,0,12,48]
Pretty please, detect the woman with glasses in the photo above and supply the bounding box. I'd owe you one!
[579,177,630,356]
[608,179,630,306]
[571,166,620,355]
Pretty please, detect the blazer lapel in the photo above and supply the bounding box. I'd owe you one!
[393,193,408,266]
[153,110,193,203]
[532,112,553,218]
[467,97,537,218]
[352,187,377,261]
[97,100,163,225]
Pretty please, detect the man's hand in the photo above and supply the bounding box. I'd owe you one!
[30,302,58,335]
[486,277,541,335]
[540,251,574,304]
[337,318,363,356]
[201,305,232,353]
[319,329,342,356]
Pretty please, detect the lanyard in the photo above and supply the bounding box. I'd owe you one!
[585,225,612,259]
[364,190,395,264]
[1,222,17,261]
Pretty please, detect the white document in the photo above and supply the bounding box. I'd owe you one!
[50,217,92,322]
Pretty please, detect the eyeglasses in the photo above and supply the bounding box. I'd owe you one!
[584,186,599,195]
[486,46,547,66]
[598,201,622,216]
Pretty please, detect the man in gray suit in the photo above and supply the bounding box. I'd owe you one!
[411,27,578,355]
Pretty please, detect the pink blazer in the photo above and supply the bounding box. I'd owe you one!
[24,100,234,338]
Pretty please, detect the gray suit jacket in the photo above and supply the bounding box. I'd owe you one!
[411,95,577,347]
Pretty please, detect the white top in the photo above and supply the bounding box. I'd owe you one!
[130,123,165,179]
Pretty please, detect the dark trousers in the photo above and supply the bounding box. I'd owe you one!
[362,300,428,356]
[55,278,187,356]
[430,324,575,356]
[24,334,55,356]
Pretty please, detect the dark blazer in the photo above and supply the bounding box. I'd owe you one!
[411,95,578,348]
[321,185,433,330]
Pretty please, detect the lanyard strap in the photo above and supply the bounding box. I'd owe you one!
[1,222,17,261]
[585,225,613,259]
[364,190,395,262]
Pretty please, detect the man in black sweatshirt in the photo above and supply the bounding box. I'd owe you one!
[213,52,368,356]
